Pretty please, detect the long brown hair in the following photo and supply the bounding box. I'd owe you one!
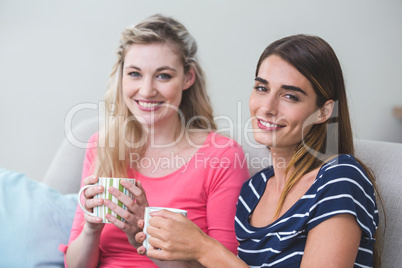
[95,14,216,178]
[256,34,383,267]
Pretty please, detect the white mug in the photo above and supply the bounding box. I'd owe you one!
[78,177,135,223]
[143,206,188,251]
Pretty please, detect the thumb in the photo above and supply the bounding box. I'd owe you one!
[151,209,186,221]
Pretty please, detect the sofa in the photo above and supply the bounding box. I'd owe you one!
[1,117,401,267]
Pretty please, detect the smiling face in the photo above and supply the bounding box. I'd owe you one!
[249,55,323,152]
[122,43,194,127]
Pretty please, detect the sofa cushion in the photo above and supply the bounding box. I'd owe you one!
[0,167,77,268]
[355,139,402,267]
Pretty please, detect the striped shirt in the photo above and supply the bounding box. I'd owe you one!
[235,154,378,267]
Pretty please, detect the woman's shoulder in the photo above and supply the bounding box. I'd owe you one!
[87,132,99,144]
[306,154,378,240]
[322,154,360,167]
[316,154,373,190]
[82,132,99,153]
[321,154,365,175]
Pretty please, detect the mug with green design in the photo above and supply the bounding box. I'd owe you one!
[78,177,136,223]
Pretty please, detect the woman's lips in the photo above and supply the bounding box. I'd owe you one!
[257,119,285,131]
[135,100,164,111]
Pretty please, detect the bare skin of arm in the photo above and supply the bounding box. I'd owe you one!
[135,210,249,268]
[301,214,361,268]
[66,176,105,268]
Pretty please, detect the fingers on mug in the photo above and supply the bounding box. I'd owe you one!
[143,207,188,252]
[77,178,135,223]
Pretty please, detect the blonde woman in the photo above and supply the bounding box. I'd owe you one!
[62,14,249,268]
[138,35,381,267]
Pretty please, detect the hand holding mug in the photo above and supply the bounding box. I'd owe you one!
[79,177,150,248]
[79,175,107,232]
[102,179,150,248]
[134,207,189,255]
[139,207,211,263]
[78,177,136,223]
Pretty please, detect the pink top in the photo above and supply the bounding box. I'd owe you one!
[62,132,249,267]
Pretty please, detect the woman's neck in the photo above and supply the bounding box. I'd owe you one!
[270,147,296,191]
[143,116,185,151]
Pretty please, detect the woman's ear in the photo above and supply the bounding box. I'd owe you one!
[316,100,335,124]
[183,66,196,90]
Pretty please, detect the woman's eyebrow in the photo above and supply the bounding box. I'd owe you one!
[124,65,140,70]
[123,65,177,72]
[255,77,307,95]
[255,77,268,84]
[282,85,307,95]
[156,66,177,72]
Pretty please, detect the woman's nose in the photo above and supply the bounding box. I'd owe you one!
[138,77,157,98]
[261,94,279,116]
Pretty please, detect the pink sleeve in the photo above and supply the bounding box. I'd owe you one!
[205,143,249,254]
[60,133,98,260]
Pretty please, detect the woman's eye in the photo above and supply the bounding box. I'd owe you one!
[284,94,299,102]
[128,72,141,78]
[157,73,172,80]
[254,86,268,93]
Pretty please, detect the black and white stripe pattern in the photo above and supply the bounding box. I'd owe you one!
[235,155,378,267]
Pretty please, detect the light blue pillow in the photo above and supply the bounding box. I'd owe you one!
[0,167,77,268]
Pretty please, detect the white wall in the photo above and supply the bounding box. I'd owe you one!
[1,0,401,181]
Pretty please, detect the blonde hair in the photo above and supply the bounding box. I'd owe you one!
[95,14,216,177]
[256,34,383,267]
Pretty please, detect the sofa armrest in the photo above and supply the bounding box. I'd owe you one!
[43,117,98,194]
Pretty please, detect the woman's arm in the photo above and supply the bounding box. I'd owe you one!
[301,155,378,267]
[66,222,103,268]
[138,143,249,267]
[301,214,361,268]
[105,181,200,268]
[66,175,105,268]
[144,210,249,268]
